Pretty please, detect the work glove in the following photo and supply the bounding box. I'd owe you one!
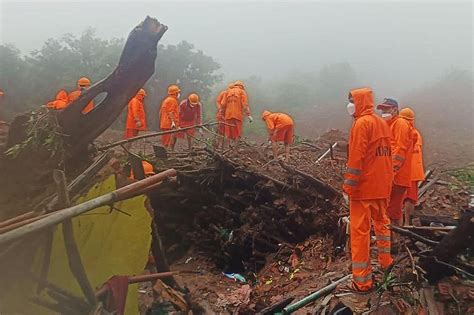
[248,115,254,123]
[268,140,272,146]
[342,193,349,205]
[135,120,142,128]
[199,128,203,135]
[171,121,176,129]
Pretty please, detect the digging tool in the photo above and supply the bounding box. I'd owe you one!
[315,142,338,164]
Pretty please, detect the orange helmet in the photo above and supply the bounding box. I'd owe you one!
[188,93,199,105]
[142,161,155,176]
[234,80,244,89]
[137,88,147,97]
[77,77,91,87]
[399,107,415,120]
[167,85,181,95]
[262,110,271,120]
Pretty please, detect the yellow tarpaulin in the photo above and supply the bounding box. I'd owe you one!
[0,175,152,314]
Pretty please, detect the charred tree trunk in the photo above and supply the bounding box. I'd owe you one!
[60,17,167,150]
[420,211,474,283]
[0,17,167,218]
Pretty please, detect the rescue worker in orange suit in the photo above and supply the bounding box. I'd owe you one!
[343,88,393,292]
[220,80,253,146]
[124,89,147,140]
[377,98,414,241]
[68,77,95,114]
[261,110,294,162]
[178,93,202,150]
[215,83,234,149]
[399,108,424,226]
[159,85,180,150]
[129,160,155,180]
[46,90,69,110]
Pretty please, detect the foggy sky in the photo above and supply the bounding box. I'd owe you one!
[1,1,472,96]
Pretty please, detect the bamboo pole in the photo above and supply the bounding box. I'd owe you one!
[97,122,230,151]
[0,169,177,246]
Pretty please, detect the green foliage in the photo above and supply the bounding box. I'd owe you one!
[449,164,474,190]
[5,111,65,160]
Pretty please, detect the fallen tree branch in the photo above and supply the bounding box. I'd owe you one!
[97,122,224,151]
[389,225,439,246]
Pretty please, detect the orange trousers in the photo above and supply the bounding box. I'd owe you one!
[387,184,408,220]
[224,118,242,140]
[350,199,393,291]
[161,129,173,146]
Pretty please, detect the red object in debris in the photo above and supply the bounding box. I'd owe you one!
[437,282,452,297]
[104,276,129,315]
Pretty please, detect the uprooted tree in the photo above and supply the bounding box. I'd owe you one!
[0,17,167,218]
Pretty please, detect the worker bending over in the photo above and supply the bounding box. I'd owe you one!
[159,85,180,150]
[179,93,202,150]
[261,110,294,162]
[399,108,424,225]
[343,88,393,292]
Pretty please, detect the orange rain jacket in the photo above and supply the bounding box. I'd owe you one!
[264,113,294,132]
[68,89,94,114]
[343,88,393,200]
[216,90,226,121]
[159,96,179,129]
[386,115,414,187]
[411,128,424,181]
[221,86,250,121]
[126,95,147,130]
[47,90,69,110]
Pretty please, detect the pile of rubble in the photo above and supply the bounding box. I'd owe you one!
[138,129,472,314]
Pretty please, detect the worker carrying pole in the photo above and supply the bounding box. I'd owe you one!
[343,87,393,292]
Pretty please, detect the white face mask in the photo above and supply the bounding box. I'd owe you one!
[347,102,355,116]
[381,113,393,120]
[177,93,181,99]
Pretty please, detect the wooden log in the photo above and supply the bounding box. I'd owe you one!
[390,225,439,246]
[420,211,474,283]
